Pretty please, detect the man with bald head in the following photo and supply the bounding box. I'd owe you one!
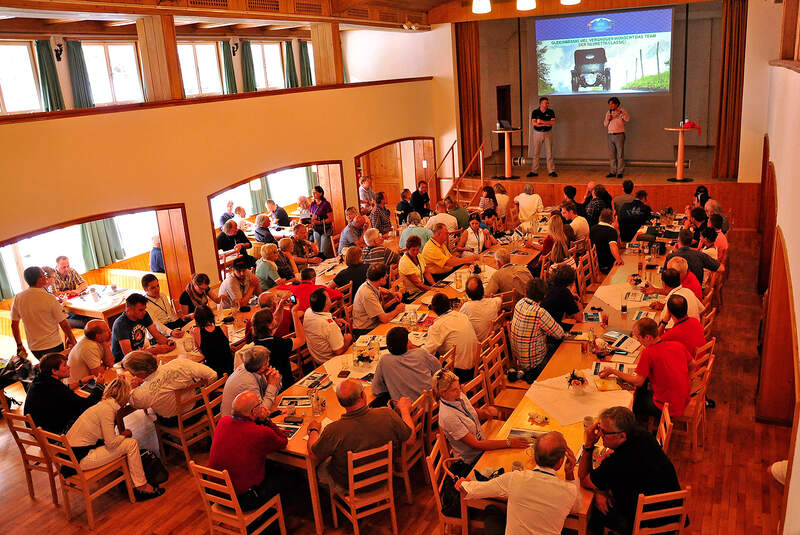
[209,391,288,511]
[67,319,114,385]
[307,379,414,492]
[456,431,581,535]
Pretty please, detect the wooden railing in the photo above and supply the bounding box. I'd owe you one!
[444,141,485,205]
[433,139,458,181]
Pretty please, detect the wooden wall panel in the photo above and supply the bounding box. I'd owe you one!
[156,207,194,302]
[759,162,778,294]
[316,163,346,233]
[365,144,404,208]
[310,22,344,86]
[136,15,184,102]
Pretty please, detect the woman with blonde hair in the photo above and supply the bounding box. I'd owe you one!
[493,183,510,219]
[65,378,165,500]
[255,243,283,290]
[433,369,529,465]
[546,215,576,273]
[297,196,312,224]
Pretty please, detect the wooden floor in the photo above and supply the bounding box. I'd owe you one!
[0,231,790,534]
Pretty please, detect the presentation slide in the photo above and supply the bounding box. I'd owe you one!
[535,8,672,95]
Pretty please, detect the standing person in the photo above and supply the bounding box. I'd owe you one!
[528,96,558,178]
[220,200,235,228]
[358,176,376,213]
[411,181,431,217]
[11,266,77,359]
[603,97,630,178]
[310,185,335,258]
[369,192,394,236]
[150,235,165,273]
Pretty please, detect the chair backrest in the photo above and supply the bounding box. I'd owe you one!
[481,337,504,371]
[189,461,246,520]
[483,356,506,406]
[575,253,593,299]
[346,442,393,498]
[701,289,714,311]
[3,411,53,465]
[701,309,716,339]
[540,256,552,280]
[338,281,353,306]
[173,381,210,432]
[401,392,427,459]
[462,371,488,410]
[694,337,716,360]
[656,402,673,453]
[40,429,84,478]
[201,373,228,435]
[331,233,341,254]
[425,433,461,521]
[632,486,691,534]
[688,354,715,398]
[588,243,601,282]
[497,290,516,312]
[389,264,399,284]
[439,346,455,372]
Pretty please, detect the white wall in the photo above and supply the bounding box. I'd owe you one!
[767,64,800,535]
[342,24,461,177]
[738,0,783,182]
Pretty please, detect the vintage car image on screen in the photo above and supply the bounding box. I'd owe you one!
[571,48,610,92]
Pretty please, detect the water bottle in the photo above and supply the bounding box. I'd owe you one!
[411,309,418,326]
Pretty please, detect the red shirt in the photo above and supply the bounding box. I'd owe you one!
[209,416,288,494]
[682,272,702,300]
[274,281,343,337]
[661,317,705,358]
[635,340,692,417]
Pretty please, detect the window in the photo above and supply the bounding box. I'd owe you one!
[0,41,41,114]
[0,226,85,293]
[250,42,285,90]
[81,42,144,105]
[177,42,223,97]
[114,212,159,257]
[267,167,311,208]
[210,183,253,228]
[306,42,316,86]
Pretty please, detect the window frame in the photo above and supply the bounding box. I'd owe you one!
[79,40,145,106]
[0,40,42,115]
[249,40,286,91]
[177,41,224,98]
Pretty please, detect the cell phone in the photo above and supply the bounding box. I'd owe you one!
[289,295,298,305]
[269,409,283,418]
[337,370,351,378]
[610,349,628,355]
[284,414,304,425]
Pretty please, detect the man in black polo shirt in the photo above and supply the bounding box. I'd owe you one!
[687,207,708,247]
[527,97,557,178]
[665,229,722,284]
[580,406,681,534]
[618,190,653,242]
[590,209,623,273]
[216,219,255,268]
[410,181,431,218]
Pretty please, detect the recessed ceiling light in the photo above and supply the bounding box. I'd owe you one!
[517,0,536,10]
[472,0,491,14]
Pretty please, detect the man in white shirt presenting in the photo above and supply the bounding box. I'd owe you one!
[456,431,581,535]
[603,96,631,178]
[514,184,544,223]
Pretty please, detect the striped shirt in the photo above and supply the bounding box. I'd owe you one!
[363,245,399,266]
[510,298,565,369]
[53,268,85,292]
[370,205,393,235]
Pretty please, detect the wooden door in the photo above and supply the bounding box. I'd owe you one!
[414,138,437,204]
[317,163,346,233]
[365,144,404,208]
[156,207,194,303]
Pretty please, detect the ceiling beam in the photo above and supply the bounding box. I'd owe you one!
[104,20,136,27]
[265,23,306,30]
[234,22,273,29]
[45,18,83,24]
[330,0,371,15]
[173,21,197,26]
[196,21,237,29]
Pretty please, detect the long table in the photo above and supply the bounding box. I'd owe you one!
[63,284,135,325]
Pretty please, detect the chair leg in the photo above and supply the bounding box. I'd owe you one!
[85,491,95,530]
[276,497,287,535]
[23,465,35,499]
[48,466,59,506]
[61,481,72,520]
[329,489,338,528]
[352,511,361,535]
[402,471,413,504]
[690,422,698,459]
[121,461,135,503]
[389,493,399,535]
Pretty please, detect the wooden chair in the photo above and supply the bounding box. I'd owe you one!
[673,354,715,458]
[656,402,673,454]
[497,290,516,313]
[425,433,469,535]
[628,486,691,534]
[588,243,602,283]
[701,308,717,339]
[189,461,287,535]
[153,381,214,466]
[701,289,714,311]
[694,337,716,359]
[484,355,525,418]
[2,411,59,505]
[331,233,341,255]
[440,345,456,372]
[389,263,399,284]
[575,254,595,302]
[201,373,228,436]
[40,429,135,530]
[338,281,354,306]
[462,371,504,437]
[424,390,440,455]
[393,392,428,504]
[329,442,399,535]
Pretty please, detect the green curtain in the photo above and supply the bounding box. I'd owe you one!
[299,41,313,87]
[249,176,272,216]
[35,40,64,112]
[240,41,257,92]
[0,254,14,300]
[342,60,349,84]
[305,167,318,193]
[66,41,94,109]
[220,42,237,95]
[284,41,299,88]
[80,218,125,271]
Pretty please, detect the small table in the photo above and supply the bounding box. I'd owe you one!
[492,128,521,179]
[63,285,134,326]
[664,126,697,182]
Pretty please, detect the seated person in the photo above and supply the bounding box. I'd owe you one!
[457,212,497,254]
[398,235,435,294]
[425,201,459,234]
[514,184,544,223]
[665,229,722,285]
[330,246,369,294]
[486,248,532,297]
[540,265,582,330]
[659,294,706,355]
[579,407,681,535]
[209,391,288,511]
[252,305,305,390]
[67,320,114,385]
[618,190,653,242]
[53,255,88,297]
[649,268,704,327]
[24,353,101,434]
[493,183,510,220]
[510,279,566,377]
[561,201,590,240]
[433,370,528,466]
[460,276,502,341]
[599,319,691,420]
[687,207,708,247]
[307,379,414,492]
[255,244,285,291]
[589,209,623,273]
[275,237,299,280]
[456,431,581,535]
[219,256,260,307]
[266,199,291,227]
[446,196,470,230]
[480,208,506,238]
[191,305,234,377]
[705,199,730,234]
[142,273,189,337]
[291,224,322,266]
[253,214,277,244]
[275,268,342,313]
[149,235,165,273]
[219,200,235,228]
[352,264,405,338]
[709,213,729,263]
[369,192,394,235]
[338,215,368,255]
[111,293,173,362]
[411,181,431,218]
[296,196,312,224]
[233,206,253,232]
[478,185,497,212]
[304,288,353,364]
[425,293,479,382]
[124,350,217,426]
[179,272,221,316]
[372,326,441,404]
[396,188,414,225]
[399,211,433,249]
[66,379,165,500]
[363,228,400,266]
[698,227,720,286]
[421,223,477,278]
[216,220,254,268]
[221,346,282,417]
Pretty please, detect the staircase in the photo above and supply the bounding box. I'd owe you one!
[434,139,486,208]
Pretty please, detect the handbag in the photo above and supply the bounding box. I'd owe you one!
[440,459,472,517]
[0,352,34,390]
[140,449,169,486]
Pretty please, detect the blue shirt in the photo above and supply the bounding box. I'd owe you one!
[338,222,363,255]
[111,312,154,362]
[149,247,165,273]
[399,225,433,249]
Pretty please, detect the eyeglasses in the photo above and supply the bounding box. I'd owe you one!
[598,427,623,436]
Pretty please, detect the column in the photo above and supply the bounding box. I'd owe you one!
[136,15,184,101]
[310,22,344,86]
